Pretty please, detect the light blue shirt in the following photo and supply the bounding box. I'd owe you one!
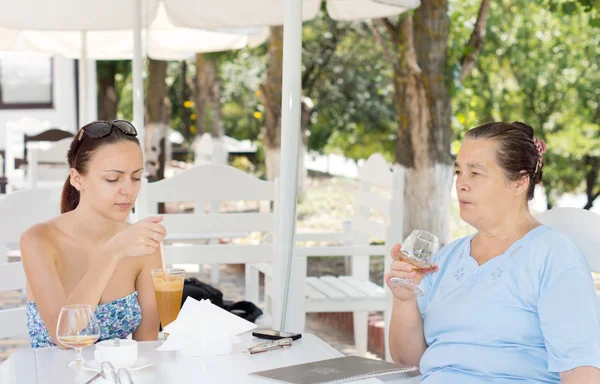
[417,226,600,383]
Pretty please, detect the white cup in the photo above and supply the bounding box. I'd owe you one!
[94,339,138,369]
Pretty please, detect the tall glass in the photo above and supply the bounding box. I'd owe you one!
[151,268,185,331]
[56,304,100,368]
[390,229,439,294]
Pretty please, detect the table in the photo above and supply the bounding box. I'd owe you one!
[0,333,420,384]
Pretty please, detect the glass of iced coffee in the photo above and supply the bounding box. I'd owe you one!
[151,268,185,332]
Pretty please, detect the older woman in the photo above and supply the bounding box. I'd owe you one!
[386,122,600,383]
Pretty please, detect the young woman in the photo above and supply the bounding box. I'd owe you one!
[21,120,166,348]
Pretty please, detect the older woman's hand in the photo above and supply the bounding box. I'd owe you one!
[385,244,438,302]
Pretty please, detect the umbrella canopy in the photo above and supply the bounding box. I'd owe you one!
[0,0,421,333]
[163,0,419,27]
[0,0,159,31]
[8,4,269,60]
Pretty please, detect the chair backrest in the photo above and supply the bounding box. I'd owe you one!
[0,188,59,339]
[137,164,279,267]
[0,188,61,246]
[0,262,28,339]
[24,128,73,164]
[4,117,51,180]
[27,138,71,188]
[350,154,404,280]
[536,207,600,272]
[536,207,600,333]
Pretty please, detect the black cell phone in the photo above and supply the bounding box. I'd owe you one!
[252,329,302,341]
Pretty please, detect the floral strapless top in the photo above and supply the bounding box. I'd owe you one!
[26,291,142,348]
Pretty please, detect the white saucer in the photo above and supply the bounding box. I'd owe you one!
[82,358,153,372]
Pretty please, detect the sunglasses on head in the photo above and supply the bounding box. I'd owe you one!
[77,120,137,141]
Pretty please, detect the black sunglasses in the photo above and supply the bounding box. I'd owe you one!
[77,120,137,141]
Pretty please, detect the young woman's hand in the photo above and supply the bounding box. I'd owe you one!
[103,216,167,259]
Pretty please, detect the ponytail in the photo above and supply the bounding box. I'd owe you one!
[61,175,80,213]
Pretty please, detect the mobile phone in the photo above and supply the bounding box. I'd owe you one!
[252,329,302,341]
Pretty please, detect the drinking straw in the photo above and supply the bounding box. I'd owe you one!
[160,242,167,278]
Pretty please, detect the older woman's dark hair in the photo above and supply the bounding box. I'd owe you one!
[61,127,140,214]
[465,121,543,200]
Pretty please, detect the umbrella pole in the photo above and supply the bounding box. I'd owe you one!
[133,0,145,156]
[276,0,303,333]
[78,31,87,125]
[132,0,145,223]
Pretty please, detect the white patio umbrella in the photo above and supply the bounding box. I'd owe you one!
[0,0,159,144]
[161,0,420,332]
[0,0,420,332]
[0,0,268,133]
[17,4,269,60]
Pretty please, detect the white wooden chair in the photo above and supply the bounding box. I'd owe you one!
[136,164,281,325]
[250,154,404,360]
[0,188,61,263]
[26,138,71,189]
[191,133,229,284]
[0,188,61,339]
[536,207,600,327]
[4,117,52,192]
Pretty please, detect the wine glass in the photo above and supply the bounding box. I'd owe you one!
[390,229,439,294]
[56,304,100,368]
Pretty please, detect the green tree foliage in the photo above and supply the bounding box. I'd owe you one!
[454,0,600,208]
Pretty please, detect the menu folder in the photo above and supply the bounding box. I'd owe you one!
[249,355,418,384]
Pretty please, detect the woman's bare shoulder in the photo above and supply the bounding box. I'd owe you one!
[20,215,65,257]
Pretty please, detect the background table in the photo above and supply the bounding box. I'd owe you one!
[0,333,421,384]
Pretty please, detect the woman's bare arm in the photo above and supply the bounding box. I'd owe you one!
[20,224,121,346]
[561,366,600,383]
[132,252,161,341]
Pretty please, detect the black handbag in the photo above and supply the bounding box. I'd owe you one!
[182,277,263,323]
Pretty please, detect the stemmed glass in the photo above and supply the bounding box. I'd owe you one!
[390,229,439,294]
[56,304,100,368]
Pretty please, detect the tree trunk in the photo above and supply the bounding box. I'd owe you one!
[260,26,284,182]
[395,5,454,243]
[180,61,191,140]
[195,54,223,138]
[97,61,119,121]
[298,98,312,200]
[146,59,169,182]
[584,155,600,210]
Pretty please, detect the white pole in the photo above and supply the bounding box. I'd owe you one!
[275,0,303,333]
[133,0,145,155]
[78,31,88,125]
[132,0,145,223]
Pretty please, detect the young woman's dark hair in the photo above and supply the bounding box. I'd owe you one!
[465,121,546,201]
[61,120,140,213]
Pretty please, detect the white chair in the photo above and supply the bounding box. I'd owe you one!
[0,188,61,263]
[0,188,61,339]
[192,133,229,284]
[0,262,27,339]
[26,138,71,189]
[4,117,52,192]
[536,207,600,323]
[251,154,404,360]
[136,164,281,325]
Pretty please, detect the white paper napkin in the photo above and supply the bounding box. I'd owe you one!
[156,297,257,356]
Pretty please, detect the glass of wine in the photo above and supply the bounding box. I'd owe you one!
[56,304,100,368]
[390,229,439,294]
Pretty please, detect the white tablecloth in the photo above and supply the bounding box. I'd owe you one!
[0,333,420,384]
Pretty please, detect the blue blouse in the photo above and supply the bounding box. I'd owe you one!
[417,226,600,383]
[26,291,142,348]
